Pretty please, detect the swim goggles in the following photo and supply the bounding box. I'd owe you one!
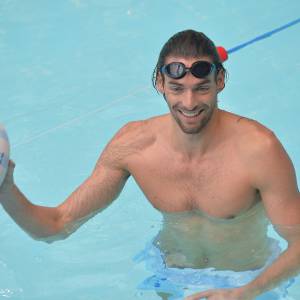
[160,60,216,79]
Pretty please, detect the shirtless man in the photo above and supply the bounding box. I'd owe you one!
[1,30,300,300]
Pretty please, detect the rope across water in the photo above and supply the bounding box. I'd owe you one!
[217,17,300,61]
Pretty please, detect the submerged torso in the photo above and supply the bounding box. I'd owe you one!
[123,110,274,271]
[154,200,271,271]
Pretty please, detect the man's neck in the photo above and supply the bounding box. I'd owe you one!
[169,108,222,160]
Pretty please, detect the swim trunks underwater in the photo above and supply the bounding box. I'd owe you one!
[133,237,295,299]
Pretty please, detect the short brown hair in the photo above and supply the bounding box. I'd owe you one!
[152,29,227,90]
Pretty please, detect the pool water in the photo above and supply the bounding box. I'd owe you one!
[0,0,300,299]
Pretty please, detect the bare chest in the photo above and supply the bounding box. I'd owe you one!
[128,146,258,219]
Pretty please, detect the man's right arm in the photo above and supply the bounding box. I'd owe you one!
[0,124,133,243]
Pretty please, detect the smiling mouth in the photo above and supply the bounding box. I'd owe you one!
[178,109,204,118]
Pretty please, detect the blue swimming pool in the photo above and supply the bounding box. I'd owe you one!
[0,1,300,299]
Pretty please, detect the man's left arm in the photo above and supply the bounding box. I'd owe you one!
[239,131,300,298]
[186,131,300,300]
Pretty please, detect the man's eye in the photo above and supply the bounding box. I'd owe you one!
[170,86,183,92]
[196,86,209,91]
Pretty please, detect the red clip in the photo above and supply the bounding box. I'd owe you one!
[216,46,228,62]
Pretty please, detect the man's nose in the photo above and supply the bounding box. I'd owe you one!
[182,90,198,110]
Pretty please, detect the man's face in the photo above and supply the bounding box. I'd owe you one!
[158,56,225,135]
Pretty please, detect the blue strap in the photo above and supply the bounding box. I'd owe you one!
[228,17,300,54]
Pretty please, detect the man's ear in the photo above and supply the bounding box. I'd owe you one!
[216,69,225,93]
[156,72,165,94]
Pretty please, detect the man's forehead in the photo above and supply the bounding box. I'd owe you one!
[164,56,212,66]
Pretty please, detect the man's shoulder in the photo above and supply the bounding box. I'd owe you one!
[114,114,165,142]
[222,110,273,141]
[228,112,281,161]
[101,116,164,166]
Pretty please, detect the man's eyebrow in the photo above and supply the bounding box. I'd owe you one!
[167,79,211,86]
[168,81,184,86]
[194,79,211,85]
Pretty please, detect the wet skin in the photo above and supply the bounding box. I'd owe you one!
[94,56,289,272]
[121,56,274,271]
[2,55,300,300]
[154,201,271,271]
[125,111,274,271]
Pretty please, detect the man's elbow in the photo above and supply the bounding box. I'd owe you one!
[31,215,74,244]
[32,231,70,244]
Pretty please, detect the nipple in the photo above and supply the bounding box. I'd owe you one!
[203,257,209,264]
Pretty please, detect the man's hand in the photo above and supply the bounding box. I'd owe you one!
[184,286,254,300]
[0,160,15,198]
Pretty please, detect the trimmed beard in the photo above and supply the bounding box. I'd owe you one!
[164,94,217,135]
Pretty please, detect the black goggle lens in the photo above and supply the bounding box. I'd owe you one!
[161,61,215,79]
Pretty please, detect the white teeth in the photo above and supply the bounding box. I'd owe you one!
[180,110,202,117]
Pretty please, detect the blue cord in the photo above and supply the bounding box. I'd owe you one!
[227,17,300,54]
